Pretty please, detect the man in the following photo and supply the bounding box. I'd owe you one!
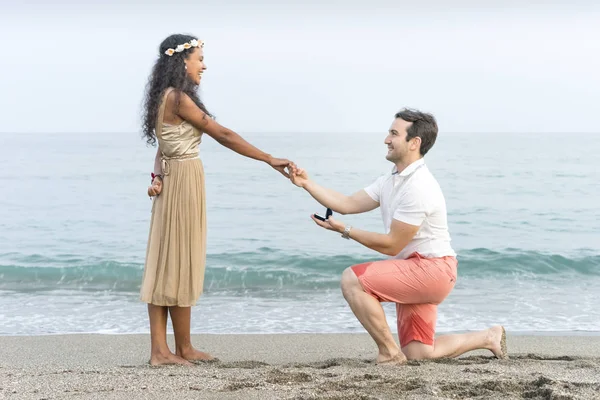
[289,109,506,364]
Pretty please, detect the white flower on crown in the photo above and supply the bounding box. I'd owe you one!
[164,39,204,56]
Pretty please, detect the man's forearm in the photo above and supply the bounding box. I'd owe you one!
[344,227,396,256]
[304,180,350,214]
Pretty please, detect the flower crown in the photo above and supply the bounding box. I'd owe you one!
[164,39,204,57]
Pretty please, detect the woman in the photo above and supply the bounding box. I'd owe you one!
[140,34,293,366]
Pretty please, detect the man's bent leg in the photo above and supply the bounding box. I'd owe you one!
[401,326,507,360]
[396,302,507,361]
[341,266,405,364]
[396,303,438,349]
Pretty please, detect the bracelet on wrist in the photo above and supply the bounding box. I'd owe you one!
[341,225,352,240]
[151,173,163,182]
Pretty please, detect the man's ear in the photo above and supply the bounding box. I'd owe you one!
[410,136,422,151]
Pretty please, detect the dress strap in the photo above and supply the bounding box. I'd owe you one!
[155,87,175,139]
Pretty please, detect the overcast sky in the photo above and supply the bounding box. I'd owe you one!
[1,0,598,134]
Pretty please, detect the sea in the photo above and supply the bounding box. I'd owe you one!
[1,131,599,336]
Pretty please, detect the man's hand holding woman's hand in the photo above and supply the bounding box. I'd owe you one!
[288,166,309,188]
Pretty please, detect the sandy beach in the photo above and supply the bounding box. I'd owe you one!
[1,333,599,399]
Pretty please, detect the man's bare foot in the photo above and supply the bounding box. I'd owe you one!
[376,351,407,365]
[177,346,216,362]
[150,351,194,367]
[487,325,508,359]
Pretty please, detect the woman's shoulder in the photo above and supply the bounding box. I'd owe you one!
[164,87,177,101]
[161,88,182,124]
[163,88,186,110]
[164,88,194,105]
[162,88,196,125]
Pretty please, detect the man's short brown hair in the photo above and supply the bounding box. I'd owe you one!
[395,108,438,156]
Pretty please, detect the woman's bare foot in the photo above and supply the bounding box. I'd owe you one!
[376,351,407,365]
[487,325,508,359]
[150,351,194,366]
[177,346,216,362]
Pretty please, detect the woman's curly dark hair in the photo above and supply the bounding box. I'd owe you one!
[142,34,213,146]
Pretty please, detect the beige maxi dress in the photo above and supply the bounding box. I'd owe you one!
[140,88,207,307]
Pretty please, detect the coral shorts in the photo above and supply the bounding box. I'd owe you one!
[351,252,457,347]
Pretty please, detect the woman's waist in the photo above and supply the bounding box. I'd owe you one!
[160,153,201,175]
[161,152,199,161]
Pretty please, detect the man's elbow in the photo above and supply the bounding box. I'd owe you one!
[383,242,404,257]
[378,248,393,257]
[382,248,399,257]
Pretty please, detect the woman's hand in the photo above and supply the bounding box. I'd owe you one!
[268,157,295,178]
[148,176,163,197]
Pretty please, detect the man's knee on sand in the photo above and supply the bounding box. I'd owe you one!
[402,340,435,360]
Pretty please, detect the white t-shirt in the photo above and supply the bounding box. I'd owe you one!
[364,158,456,260]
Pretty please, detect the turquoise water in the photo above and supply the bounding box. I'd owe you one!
[1,131,599,335]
